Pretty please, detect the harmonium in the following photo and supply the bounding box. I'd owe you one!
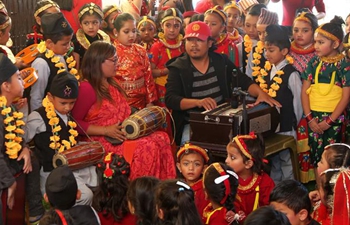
[189,102,280,155]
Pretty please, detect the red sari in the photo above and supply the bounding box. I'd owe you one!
[71,81,176,180]
[114,41,158,109]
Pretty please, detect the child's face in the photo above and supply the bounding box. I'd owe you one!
[225,8,240,31]
[345,16,350,34]
[107,12,118,31]
[293,21,314,48]
[317,151,330,176]
[161,20,181,40]
[176,153,206,185]
[257,24,267,43]
[0,23,11,45]
[264,44,287,65]
[244,14,258,40]
[270,202,301,225]
[48,34,73,55]
[116,19,137,46]
[225,145,248,175]
[204,13,225,39]
[314,33,339,58]
[6,72,24,100]
[80,14,101,37]
[48,95,76,115]
[37,6,60,26]
[138,22,156,43]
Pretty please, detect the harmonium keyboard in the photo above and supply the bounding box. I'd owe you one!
[189,102,279,155]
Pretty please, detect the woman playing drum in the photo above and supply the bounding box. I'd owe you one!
[71,41,176,180]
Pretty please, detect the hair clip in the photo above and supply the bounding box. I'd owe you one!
[325,143,350,150]
[215,174,230,184]
[103,152,115,179]
[176,181,190,190]
[319,168,340,176]
[226,170,238,180]
[178,187,185,192]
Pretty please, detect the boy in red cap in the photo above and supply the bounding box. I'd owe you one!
[165,21,280,146]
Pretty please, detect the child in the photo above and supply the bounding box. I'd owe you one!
[176,143,210,215]
[270,180,320,225]
[72,3,110,68]
[256,24,302,183]
[202,162,242,225]
[0,53,44,224]
[223,1,242,44]
[149,7,184,106]
[93,153,136,225]
[102,5,121,43]
[244,206,291,225]
[25,71,97,206]
[30,12,74,111]
[301,16,350,173]
[113,13,158,110]
[311,143,350,224]
[127,176,160,225]
[204,5,239,66]
[183,11,198,29]
[225,133,275,216]
[237,3,265,73]
[41,165,100,224]
[237,0,258,16]
[137,16,158,54]
[26,0,60,46]
[155,179,203,225]
[246,8,278,78]
[289,12,318,184]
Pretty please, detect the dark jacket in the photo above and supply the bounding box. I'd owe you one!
[0,115,15,190]
[165,51,253,145]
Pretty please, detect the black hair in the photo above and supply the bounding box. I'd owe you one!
[293,12,318,31]
[102,5,121,32]
[0,12,9,33]
[39,209,73,225]
[247,3,267,16]
[318,16,344,44]
[161,0,185,13]
[265,39,291,52]
[155,179,202,225]
[204,7,227,25]
[55,0,73,11]
[227,133,266,174]
[203,162,238,212]
[43,29,73,43]
[269,180,311,215]
[183,0,194,11]
[93,154,130,222]
[161,7,184,22]
[127,176,160,225]
[33,0,60,35]
[189,13,204,23]
[155,10,166,33]
[244,206,291,225]
[78,3,103,23]
[113,12,135,32]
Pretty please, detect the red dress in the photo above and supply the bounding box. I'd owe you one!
[236,172,275,216]
[98,212,136,225]
[215,33,240,67]
[191,179,210,216]
[202,204,228,225]
[71,81,176,180]
[114,41,158,109]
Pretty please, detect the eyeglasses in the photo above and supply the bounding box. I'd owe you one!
[106,55,118,64]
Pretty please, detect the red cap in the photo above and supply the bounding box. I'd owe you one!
[183,11,198,18]
[184,21,211,41]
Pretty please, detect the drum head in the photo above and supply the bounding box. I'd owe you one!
[122,119,140,140]
[52,153,68,168]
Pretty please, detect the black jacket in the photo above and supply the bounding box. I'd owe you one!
[165,51,253,145]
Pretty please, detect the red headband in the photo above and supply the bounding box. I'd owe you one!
[232,132,257,160]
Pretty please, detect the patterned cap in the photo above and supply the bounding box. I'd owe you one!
[257,8,278,25]
[50,71,78,99]
[184,21,211,41]
[41,12,73,35]
[238,0,258,12]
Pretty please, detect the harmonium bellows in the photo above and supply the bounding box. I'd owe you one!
[189,102,279,151]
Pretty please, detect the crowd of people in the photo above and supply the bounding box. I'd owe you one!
[0,0,350,224]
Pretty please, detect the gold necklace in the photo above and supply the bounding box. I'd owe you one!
[0,96,25,159]
[320,53,345,64]
[42,96,78,152]
[37,41,80,80]
[158,32,183,49]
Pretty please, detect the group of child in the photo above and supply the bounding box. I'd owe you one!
[0,0,350,224]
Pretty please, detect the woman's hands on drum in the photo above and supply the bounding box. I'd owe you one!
[105,122,127,141]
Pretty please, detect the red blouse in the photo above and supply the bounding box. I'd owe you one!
[191,179,210,216]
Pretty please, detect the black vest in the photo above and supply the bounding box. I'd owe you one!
[267,64,298,132]
[37,53,62,95]
[34,107,71,172]
[241,41,248,73]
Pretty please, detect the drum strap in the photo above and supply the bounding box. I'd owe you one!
[69,114,94,142]
[55,209,68,225]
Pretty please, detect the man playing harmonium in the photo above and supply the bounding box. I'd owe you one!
[165,21,280,146]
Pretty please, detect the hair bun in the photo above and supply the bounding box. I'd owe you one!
[330,15,345,27]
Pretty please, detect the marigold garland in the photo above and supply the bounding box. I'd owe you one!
[0,96,25,159]
[251,41,294,97]
[243,35,253,65]
[42,96,78,153]
[37,41,80,81]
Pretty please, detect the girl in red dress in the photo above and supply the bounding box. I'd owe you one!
[225,133,275,217]
[113,13,158,110]
[137,16,158,54]
[202,162,243,225]
[93,153,136,225]
[102,5,121,43]
[149,8,184,106]
[155,180,203,225]
[223,2,243,45]
[204,6,239,66]
[176,143,210,216]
